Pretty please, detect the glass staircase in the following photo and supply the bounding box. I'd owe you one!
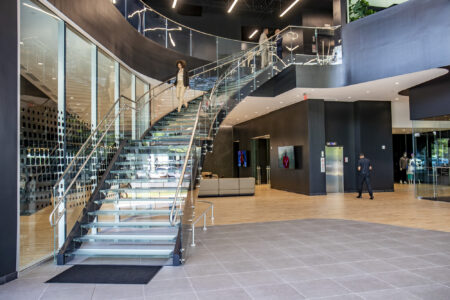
[50,26,341,265]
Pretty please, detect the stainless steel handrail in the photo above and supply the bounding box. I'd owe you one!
[49,104,132,226]
[48,56,242,228]
[190,200,214,247]
[169,101,203,226]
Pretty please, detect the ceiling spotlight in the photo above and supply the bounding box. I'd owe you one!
[395,97,399,101]
[280,101,284,104]
[172,0,177,9]
[227,0,239,13]
[347,96,352,99]
[249,29,259,39]
[395,82,399,85]
[280,0,300,18]
[37,62,43,65]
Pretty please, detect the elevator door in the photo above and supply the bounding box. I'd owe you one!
[325,146,344,193]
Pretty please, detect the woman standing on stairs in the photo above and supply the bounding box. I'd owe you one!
[174,60,189,112]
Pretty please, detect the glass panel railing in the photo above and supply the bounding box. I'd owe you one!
[49,23,341,264]
[114,0,257,61]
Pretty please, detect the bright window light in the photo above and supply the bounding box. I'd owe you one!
[249,29,259,39]
[280,0,300,17]
[227,0,239,13]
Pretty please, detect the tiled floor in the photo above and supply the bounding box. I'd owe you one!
[2,219,450,300]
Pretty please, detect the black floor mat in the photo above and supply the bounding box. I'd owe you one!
[46,265,162,284]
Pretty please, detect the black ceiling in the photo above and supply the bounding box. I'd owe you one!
[146,0,333,15]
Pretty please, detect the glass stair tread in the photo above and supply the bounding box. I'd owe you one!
[71,248,174,257]
[88,209,180,216]
[80,221,179,228]
[73,234,177,243]
[105,177,190,184]
[111,161,191,168]
[94,198,180,204]
[100,187,188,193]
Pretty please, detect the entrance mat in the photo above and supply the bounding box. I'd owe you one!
[46,265,162,284]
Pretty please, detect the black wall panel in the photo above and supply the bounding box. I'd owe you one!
[233,101,312,194]
[307,100,326,195]
[343,0,450,85]
[0,0,18,284]
[202,126,234,178]
[49,0,208,81]
[324,102,357,192]
[409,73,450,120]
[354,101,394,191]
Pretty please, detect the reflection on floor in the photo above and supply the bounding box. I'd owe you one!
[20,205,84,269]
[196,184,450,232]
[4,219,450,299]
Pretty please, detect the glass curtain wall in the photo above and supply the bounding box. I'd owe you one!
[413,120,450,202]
[19,0,149,268]
[19,0,59,268]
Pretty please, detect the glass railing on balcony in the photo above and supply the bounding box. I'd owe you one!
[113,0,257,61]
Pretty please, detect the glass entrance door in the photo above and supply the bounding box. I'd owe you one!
[413,120,450,201]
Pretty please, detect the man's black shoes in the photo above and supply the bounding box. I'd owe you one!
[356,195,362,198]
[370,196,374,200]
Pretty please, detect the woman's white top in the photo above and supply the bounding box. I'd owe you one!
[177,69,184,85]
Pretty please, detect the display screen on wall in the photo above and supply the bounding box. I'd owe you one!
[278,146,302,169]
[237,150,248,167]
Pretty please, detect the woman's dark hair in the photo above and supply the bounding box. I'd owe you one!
[176,60,186,68]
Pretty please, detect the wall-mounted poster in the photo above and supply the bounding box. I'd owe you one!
[278,146,295,169]
[237,150,248,167]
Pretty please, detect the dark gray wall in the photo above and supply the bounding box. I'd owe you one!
[49,0,208,81]
[233,101,311,194]
[342,0,450,85]
[229,100,327,195]
[0,0,18,284]
[325,101,393,192]
[324,102,357,192]
[205,99,394,194]
[354,101,394,191]
[409,72,450,120]
[251,64,345,97]
[202,126,234,178]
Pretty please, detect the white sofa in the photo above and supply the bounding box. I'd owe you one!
[198,177,255,197]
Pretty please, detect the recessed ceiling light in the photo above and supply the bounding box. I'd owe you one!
[280,101,283,104]
[52,77,56,80]
[395,82,399,85]
[395,97,399,101]
[70,96,74,100]
[311,89,315,92]
[266,107,270,109]
[366,90,370,94]
[347,96,352,99]
[255,112,258,114]
[38,62,43,65]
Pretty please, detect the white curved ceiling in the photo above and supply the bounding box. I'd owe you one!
[222,68,448,127]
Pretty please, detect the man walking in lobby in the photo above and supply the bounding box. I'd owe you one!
[357,153,374,199]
